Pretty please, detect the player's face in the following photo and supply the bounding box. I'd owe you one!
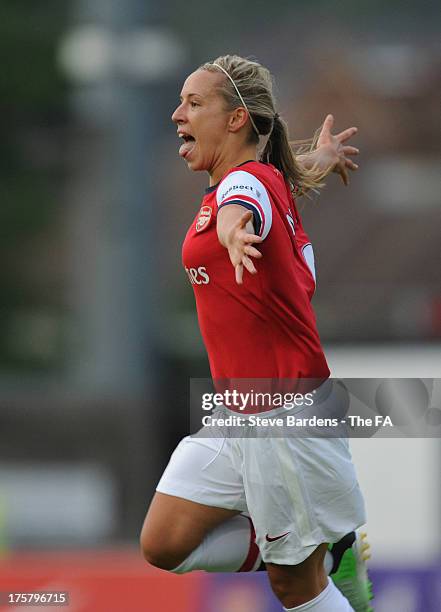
[172,70,232,174]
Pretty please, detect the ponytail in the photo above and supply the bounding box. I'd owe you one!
[201,55,327,196]
[260,114,327,197]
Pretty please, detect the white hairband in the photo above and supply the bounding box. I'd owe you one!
[212,62,260,136]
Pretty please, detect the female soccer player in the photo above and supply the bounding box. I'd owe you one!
[141,55,371,611]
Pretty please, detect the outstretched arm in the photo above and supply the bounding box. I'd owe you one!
[296,114,359,186]
[217,206,262,285]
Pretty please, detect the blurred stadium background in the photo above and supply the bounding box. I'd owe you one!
[0,0,440,610]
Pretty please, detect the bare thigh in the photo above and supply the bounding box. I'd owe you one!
[140,491,239,570]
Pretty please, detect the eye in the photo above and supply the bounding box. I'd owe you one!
[190,101,200,108]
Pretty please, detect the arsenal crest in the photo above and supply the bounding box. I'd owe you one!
[196,205,212,232]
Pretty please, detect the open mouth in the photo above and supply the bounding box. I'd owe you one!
[178,132,196,159]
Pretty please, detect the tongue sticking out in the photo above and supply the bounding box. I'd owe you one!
[179,139,196,159]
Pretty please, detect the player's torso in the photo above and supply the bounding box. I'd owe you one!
[182,161,329,381]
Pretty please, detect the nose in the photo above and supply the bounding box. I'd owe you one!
[172,102,185,124]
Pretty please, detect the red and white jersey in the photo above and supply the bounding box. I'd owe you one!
[182,161,330,391]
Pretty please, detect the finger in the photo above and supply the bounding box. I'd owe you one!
[345,159,359,171]
[334,162,349,186]
[336,127,358,143]
[236,230,262,245]
[243,233,263,244]
[242,255,257,275]
[237,210,253,229]
[244,245,262,258]
[340,165,349,186]
[320,114,334,136]
[317,114,334,145]
[342,146,359,156]
[235,263,244,284]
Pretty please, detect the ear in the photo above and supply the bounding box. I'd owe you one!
[228,107,249,133]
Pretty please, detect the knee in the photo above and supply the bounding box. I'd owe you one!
[269,572,296,606]
[267,558,327,608]
[139,528,188,571]
[270,573,318,608]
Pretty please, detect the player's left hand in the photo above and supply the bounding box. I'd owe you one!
[315,114,359,186]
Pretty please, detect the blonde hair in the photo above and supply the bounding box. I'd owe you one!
[199,54,326,196]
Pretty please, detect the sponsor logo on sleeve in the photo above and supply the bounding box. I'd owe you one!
[220,184,254,201]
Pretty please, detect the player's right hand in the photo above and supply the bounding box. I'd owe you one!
[224,210,263,284]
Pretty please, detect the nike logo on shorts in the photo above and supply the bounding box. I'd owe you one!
[265,532,290,542]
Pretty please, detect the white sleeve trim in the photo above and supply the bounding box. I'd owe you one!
[301,243,316,283]
[216,170,273,239]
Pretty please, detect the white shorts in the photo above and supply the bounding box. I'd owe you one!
[157,381,366,565]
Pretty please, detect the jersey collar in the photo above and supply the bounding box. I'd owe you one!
[204,160,257,194]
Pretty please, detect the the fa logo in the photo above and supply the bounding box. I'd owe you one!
[196,205,212,232]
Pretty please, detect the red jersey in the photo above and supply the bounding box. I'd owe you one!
[182,161,330,390]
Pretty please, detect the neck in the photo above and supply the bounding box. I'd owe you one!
[209,144,258,186]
